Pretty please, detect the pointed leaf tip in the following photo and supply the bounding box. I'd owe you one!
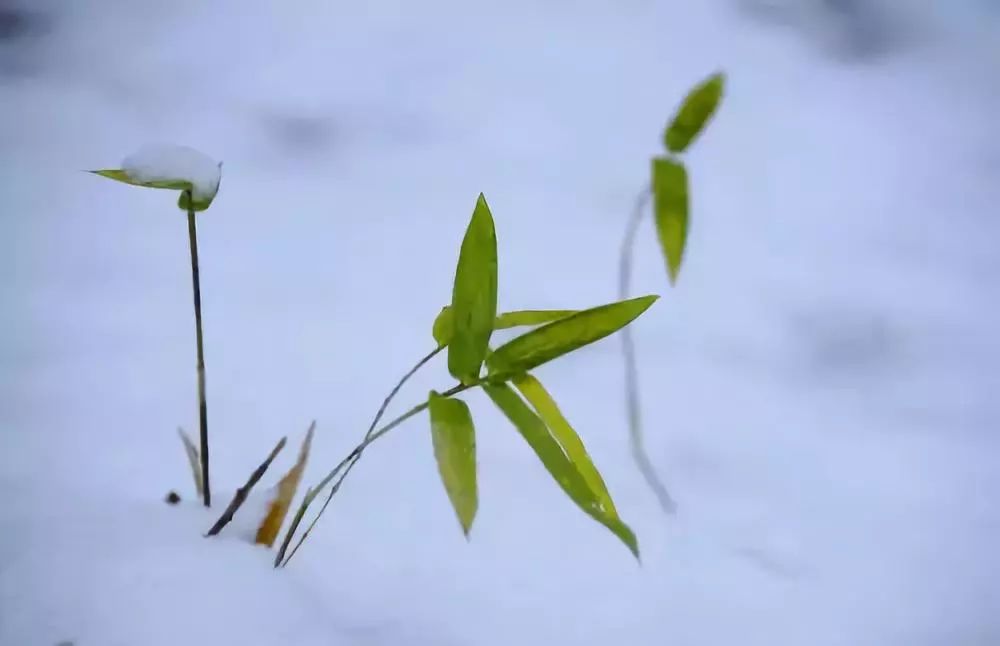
[651,157,689,285]
[663,71,725,154]
[428,392,478,536]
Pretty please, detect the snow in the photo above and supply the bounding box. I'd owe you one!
[121,143,222,202]
[1,1,999,645]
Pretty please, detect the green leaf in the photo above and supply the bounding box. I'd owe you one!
[483,383,639,558]
[178,188,216,212]
[663,71,725,154]
[432,306,455,348]
[651,157,689,285]
[433,307,576,349]
[512,374,617,517]
[89,170,217,212]
[486,295,658,381]
[494,310,576,329]
[428,391,478,536]
[89,169,192,191]
[447,193,498,384]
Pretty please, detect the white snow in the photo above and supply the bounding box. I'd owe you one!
[1,1,999,645]
[121,143,222,201]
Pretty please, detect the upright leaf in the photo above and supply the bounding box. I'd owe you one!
[428,391,478,536]
[483,383,639,558]
[512,374,616,517]
[486,295,658,381]
[663,72,725,153]
[651,158,689,284]
[448,194,498,384]
[255,423,315,548]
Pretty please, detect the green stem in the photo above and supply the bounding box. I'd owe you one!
[619,187,675,514]
[186,193,211,508]
[277,380,471,568]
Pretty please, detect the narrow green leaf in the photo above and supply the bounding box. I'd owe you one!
[88,169,193,192]
[428,391,478,536]
[447,193,498,384]
[651,158,689,285]
[433,307,575,349]
[512,374,617,517]
[483,383,639,558]
[663,72,725,154]
[494,310,577,329]
[486,295,658,380]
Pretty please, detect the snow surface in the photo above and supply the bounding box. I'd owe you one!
[121,144,222,202]
[1,1,999,645]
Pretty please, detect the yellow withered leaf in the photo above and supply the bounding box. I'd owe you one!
[255,422,315,547]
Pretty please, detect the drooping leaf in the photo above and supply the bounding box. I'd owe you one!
[433,306,577,348]
[486,295,658,381]
[483,383,639,558]
[512,374,617,517]
[651,157,689,285]
[89,169,192,191]
[89,169,218,211]
[494,310,577,329]
[255,423,315,548]
[428,391,478,536]
[447,193,498,384]
[663,72,725,154]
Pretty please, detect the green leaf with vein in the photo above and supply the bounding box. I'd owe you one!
[428,391,478,536]
[486,295,658,380]
[483,382,639,558]
[652,157,689,284]
[663,72,725,153]
[433,306,577,348]
[447,193,498,384]
[512,374,617,517]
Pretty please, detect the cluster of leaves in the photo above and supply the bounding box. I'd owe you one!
[423,194,658,556]
[652,71,725,284]
[618,72,725,515]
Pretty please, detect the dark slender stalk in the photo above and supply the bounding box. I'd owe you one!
[186,193,211,507]
[205,436,287,536]
[619,188,676,514]
[278,381,471,568]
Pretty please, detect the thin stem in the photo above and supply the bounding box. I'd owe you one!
[205,436,287,536]
[619,188,676,514]
[278,381,471,568]
[186,194,211,508]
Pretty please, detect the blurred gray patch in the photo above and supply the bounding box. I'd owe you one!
[0,2,53,78]
[787,306,902,380]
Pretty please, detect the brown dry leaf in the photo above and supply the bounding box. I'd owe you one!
[255,422,315,547]
[177,427,203,497]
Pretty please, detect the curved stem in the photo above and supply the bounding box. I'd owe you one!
[619,188,676,514]
[274,349,460,568]
[186,194,211,507]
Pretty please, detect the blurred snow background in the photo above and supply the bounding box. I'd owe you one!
[1,0,998,644]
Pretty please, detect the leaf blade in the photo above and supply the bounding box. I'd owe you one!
[512,374,617,517]
[494,310,577,330]
[447,194,498,384]
[88,169,193,191]
[663,72,725,154]
[483,383,639,558]
[651,158,689,284]
[486,295,658,380]
[428,391,478,536]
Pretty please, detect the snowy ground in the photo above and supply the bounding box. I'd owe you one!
[2,1,999,644]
